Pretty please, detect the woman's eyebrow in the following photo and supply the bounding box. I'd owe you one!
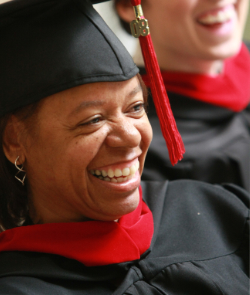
[70,100,106,117]
[127,84,142,97]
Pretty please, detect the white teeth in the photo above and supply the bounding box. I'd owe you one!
[122,167,130,176]
[117,177,124,183]
[102,170,108,177]
[130,165,136,175]
[91,160,140,182]
[108,169,114,178]
[114,169,122,177]
[198,8,234,25]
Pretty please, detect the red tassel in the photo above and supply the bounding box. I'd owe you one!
[130,0,185,165]
[131,0,140,5]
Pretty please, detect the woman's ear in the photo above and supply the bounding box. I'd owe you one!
[115,0,135,23]
[2,115,25,164]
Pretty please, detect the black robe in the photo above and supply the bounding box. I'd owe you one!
[142,92,250,192]
[0,180,249,294]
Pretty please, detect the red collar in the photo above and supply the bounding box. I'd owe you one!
[142,43,250,112]
[0,186,154,266]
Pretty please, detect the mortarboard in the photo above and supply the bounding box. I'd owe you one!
[0,0,138,117]
[0,0,184,165]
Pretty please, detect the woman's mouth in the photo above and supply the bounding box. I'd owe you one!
[90,161,140,183]
[197,5,235,26]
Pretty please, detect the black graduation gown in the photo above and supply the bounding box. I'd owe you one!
[0,180,249,294]
[142,92,250,192]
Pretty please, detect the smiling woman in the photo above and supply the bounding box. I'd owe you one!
[0,0,249,294]
[9,77,152,224]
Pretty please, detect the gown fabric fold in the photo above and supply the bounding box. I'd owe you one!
[0,180,249,295]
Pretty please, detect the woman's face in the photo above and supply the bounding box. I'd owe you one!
[142,0,248,61]
[21,77,152,223]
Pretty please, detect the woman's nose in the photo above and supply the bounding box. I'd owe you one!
[105,117,141,149]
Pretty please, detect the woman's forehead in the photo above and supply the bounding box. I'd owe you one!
[50,77,141,105]
[37,77,142,116]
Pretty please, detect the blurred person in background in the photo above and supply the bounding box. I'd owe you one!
[115,0,250,191]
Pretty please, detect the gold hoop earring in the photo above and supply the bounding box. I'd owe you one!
[15,156,26,186]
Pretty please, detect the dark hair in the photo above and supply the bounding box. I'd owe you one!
[137,73,148,109]
[0,103,40,231]
[0,74,147,231]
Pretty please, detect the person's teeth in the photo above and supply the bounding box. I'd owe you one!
[117,177,124,183]
[108,169,114,178]
[114,169,122,177]
[102,170,108,177]
[127,175,133,180]
[198,9,233,25]
[218,11,225,22]
[122,167,130,176]
[111,178,118,183]
[130,165,136,175]
[92,161,140,180]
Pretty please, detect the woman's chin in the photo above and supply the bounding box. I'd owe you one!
[90,191,140,222]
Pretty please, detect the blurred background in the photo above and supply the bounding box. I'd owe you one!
[0,0,249,51]
[244,5,250,41]
[94,1,250,56]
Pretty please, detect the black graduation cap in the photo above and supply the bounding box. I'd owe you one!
[0,0,138,117]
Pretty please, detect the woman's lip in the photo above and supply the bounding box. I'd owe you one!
[91,170,141,193]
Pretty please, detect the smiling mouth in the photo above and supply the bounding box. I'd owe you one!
[197,6,235,26]
[90,161,140,183]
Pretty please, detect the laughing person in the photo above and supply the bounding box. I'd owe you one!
[0,0,249,294]
[115,0,250,190]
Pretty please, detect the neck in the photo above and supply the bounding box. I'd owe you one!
[27,191,90,225]
[134,43,224,76]
[158,49,224,76]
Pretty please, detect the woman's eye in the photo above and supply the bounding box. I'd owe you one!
[80,116,102,126]
[90,117,101,124]
[131,103,145,113]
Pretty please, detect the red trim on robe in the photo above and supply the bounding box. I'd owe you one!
[142,43,250,112]
[0,186,154,266]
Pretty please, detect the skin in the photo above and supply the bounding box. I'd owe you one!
[116,0,249,75]
[3,77,152,224]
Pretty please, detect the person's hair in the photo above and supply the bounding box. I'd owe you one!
[0,102,40,231]
[0,74,147,231]
[137,73,148,107]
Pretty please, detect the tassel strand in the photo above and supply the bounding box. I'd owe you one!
[130,0,185,165]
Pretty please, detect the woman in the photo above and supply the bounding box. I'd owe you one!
[115,0,250,191]
[0,0,249,294]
